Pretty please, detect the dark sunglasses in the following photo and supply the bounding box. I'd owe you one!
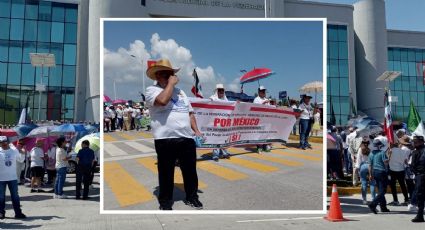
[157,71,174,78]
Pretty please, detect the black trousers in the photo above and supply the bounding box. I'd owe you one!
[111,118,116,131]
[89,161,97,185]
[155,138,199,208]
[76,165,91,198]
[46,169,56,184]
[389,170,409,202]
[416,174,425,217]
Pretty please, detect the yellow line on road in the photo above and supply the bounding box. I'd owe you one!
[227,147,302,167]
[197,161,248,181]
[104,162,154,207]
[135,132,154,139]
[116,132,137,140]
[137,157,207,190]
[271,149,322,161]
[103,134,117,142]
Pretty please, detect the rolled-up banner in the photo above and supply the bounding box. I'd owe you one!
[189,98,297,148]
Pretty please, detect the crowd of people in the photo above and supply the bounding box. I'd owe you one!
[103,103,151,133]
[0,135,98,219]
[327,125,425,222]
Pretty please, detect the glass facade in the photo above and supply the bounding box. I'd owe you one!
[327,24,350,125]
[0,0,78,125]
[388,47,425,120]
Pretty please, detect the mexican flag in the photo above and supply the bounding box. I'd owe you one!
[407,100,425,136]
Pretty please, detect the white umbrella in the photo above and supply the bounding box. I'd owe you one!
[26,126,56,138]
[300,81,323,103]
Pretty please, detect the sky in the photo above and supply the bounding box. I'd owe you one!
[311,0,425,32]
[103,21,323,102]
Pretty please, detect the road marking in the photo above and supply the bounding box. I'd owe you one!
[104,162,154,207]
[224,155,279,173]
[135,132,154,139]
[236,214,371,223]
[125,141,155,153]
[104,153,157,162]
[283,147,322,155]
[137,157,207,190]
[103,134,117,142]
[271,149,322,161]
[104,143,128,156]
[228,147,303,167]
[116,132,137,140]
[197,161,248,181]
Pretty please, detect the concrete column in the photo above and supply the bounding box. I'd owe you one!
[266,0,285,17]
[353,0,387,120]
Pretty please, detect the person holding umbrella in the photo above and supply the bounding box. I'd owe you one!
[298,94,313,150]
[253,86,271,153]
[145,59,203,210]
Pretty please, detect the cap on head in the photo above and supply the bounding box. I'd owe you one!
[303,93,313,99]
[413,135,424,141]
[258,86,266,91]
[216,84,225,90]
[146,59,180,80]
[0,136,8,143]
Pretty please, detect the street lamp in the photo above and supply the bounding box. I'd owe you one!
[30,53,55,121]
[130,54,146,95]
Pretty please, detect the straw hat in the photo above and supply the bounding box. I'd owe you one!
[146,59,180,80]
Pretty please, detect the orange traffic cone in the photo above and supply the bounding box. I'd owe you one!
[324,184,348,222]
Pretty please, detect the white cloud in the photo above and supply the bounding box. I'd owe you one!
[104,33,239,100]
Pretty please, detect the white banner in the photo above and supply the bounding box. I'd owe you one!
[190,98,297,148]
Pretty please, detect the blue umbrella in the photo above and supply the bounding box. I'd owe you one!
[13,124,38,137]
[51,124,87,134]
[84,124,98,134]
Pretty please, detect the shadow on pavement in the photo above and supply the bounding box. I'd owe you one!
[10,195,53,202]
[339,197,417,215]
[0,222,42,229]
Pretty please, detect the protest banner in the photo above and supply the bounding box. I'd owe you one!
[189,98,297,148]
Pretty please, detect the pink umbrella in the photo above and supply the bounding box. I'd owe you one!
[240,68,275,84]
[103,95,112,103]
[112,99,127,105]
[16,136,58,153]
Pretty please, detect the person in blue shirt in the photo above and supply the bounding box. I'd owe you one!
[75,140,95,200]
[368,136,390,214]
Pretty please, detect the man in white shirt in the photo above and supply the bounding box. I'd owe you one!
[30,139,47,193]
[0,136,27,219]
[253,86,271,153]
[209,84,231,161]
[298,94,313,150]
[145,59,203,210]
[388,135,410,205]
[116,105,124,131]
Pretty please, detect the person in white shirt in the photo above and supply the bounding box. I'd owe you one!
[253,86,271,153]
[29,139,47,193]
[0,136,27,219]
[54,137,71,199]
[290,101,299,135]
[145,59,203,210]
[388,135,410,205]
[355,136,376,204]
[14,140,27,185]
[103,105,111,132]
[116,105,124,131]
[210,84,231,161]
[123,104,131,131]
[109,105,117,132]
[46,143,57,185]
[298,94,313,150]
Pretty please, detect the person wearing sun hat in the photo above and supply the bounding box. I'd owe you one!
[298,93,313,150]
[0,136,27,219]
[145,59,203,210]
[209,84,230,161]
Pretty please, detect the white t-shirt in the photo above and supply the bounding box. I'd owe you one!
[30,147,45,167]
[46,147,57,170]
[143,108,150,117]
[0,147,20,181]
[298,103,312,120]
[116,108,123,119]
[389,147,409,172]
[123,108,131,119]
[253,96,269,105]
[145,85,194,140]
[55,148,69,169]
[210,93,228,102]
[355,148,370,169]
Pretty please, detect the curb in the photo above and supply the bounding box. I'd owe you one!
[289,135,323,144]
[327,186,404,196]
